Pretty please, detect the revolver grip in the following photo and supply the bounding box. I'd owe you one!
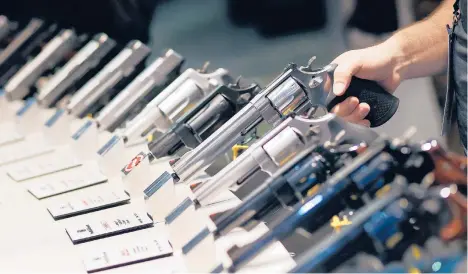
[327,77,399,127]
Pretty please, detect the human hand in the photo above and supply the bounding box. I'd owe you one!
[331,42,405,126]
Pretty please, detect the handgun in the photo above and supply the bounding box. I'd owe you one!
[165,114,377,237]
[208,143,362,239]
[192,113,379,207]
[95,49,184,132]
[4,29,85,101]
[36,33,116,108]
[147,78,261,159]
[0,19,60,86]
[222,138,431,272]
[166,59,399,185]
[180,144,357,257]
[289,182,451,273]
[121,66,235,144]
[66,40,151,118]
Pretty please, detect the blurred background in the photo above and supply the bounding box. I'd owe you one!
[0,0,463,153]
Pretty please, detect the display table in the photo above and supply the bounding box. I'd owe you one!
[0,101,295,273]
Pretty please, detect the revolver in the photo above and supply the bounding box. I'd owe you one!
[191,113,379,207]
[37,33,116,108]
[289,181,452,273]
[4,29,86,101]
[121,65,235,144]
[95,49,184,132]
[147,78,261,159]
[206,143,362,240]
[180,144,359,258]
[167,59,399,184]
[0,19,60,86]
[221,138,431,272]
[66,40,150,118]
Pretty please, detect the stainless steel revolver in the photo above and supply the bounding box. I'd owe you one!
[37,33,116,108]
[167,59,399,184]
[95,49,184,132]
[0,19,59,86]
[4,29,85,101]
[191,112,379,207]
[121,65,235,144]
[66,40,150,117]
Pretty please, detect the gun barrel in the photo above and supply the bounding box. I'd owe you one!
[290,181,406,273]
[5,29,78,101]
[96,49,183,131]
[67,40,150,117]
[195,122,304,205]
[37,33,116,108]
[228,150,396,271]
[0,19,44,72]
[148,87,239,159]
[172,103,262,182]
[122,68,215,143]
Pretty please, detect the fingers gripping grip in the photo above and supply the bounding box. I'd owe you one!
[327,77,399,127]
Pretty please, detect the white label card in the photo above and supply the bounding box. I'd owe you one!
[82,238,173,273]
[66,212,154,244]
[47,190,130,220]
[7,154,82,182]
[0,141,54,166]
[27,167,108,199]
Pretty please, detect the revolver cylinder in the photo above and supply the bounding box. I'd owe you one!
[122,67,232,143]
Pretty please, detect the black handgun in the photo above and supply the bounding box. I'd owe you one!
[210,144,359,238]
[290,184,457,273]
[148,78,261,159]
[222,137,432,272]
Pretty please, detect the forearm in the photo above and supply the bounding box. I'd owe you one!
[383,0,455,80]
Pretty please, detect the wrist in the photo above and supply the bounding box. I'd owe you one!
[380,35,413,81]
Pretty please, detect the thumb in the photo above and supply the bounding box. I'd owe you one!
[331,60,362,96]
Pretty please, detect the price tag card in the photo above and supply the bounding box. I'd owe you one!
[65,212,154,244]
[47,190,131,220]
[7,153,82,182]
[0,130,24,146]
[82,238,173,273]
[0,141,54,166]
[27,167,108,199]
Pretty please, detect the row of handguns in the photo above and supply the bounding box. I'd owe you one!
[0,16,465,273]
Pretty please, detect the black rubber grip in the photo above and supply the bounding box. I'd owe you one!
[327,77,399,127]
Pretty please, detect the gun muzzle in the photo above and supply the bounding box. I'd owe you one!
[95,49,184,132]
[66,40,150,117]
[0,19,59,89]
[122,67,232,143]
[37,33,116,108]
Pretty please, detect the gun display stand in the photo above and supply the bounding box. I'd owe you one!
[0,99,295,273]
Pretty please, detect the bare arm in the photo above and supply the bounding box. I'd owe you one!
[330,0,456,126]
[390,0,455,80]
